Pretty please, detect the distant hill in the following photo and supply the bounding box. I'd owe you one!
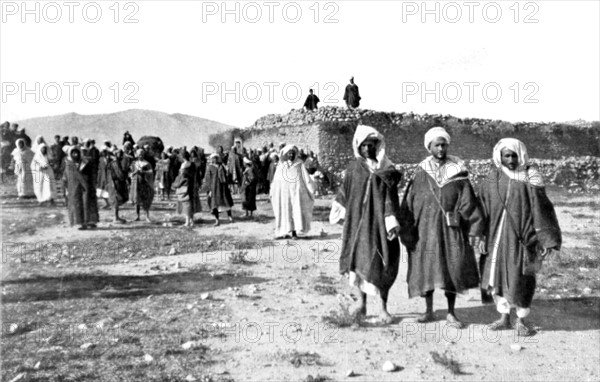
[13,109,237,150]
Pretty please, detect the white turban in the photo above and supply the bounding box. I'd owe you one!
[493,138,530,168]
[424,127,451,150]
[352,125,392,171]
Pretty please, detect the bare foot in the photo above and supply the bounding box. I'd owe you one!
[214,220,220,227]
[488,315,511,331]
[446,313,465,328]
[144,216,152,223]
[514,318,533,336]
[417,312,435,323]
[377,311,393,325]
[350,303,367,318]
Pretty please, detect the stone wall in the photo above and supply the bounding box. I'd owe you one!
[209,106,600,192]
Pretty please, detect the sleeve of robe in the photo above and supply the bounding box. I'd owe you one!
[458,180,485,238]
[529,184,562,250]
[383,170,402,232]
[398,179,418,250]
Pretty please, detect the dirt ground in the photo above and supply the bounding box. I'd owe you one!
[1,181,599,382]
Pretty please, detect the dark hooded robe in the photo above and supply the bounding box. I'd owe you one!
[399,155,484,298]
[333,125,404,296]
[107,156,129,206]
[203,161,234,210]
[241,165,258,212]
[479,145,561,308]
[303,93,320,111]
[343,83,361,108]
[62,149,89,226]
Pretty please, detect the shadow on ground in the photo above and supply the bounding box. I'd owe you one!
[445,296,600,331]
[2,270,268,303]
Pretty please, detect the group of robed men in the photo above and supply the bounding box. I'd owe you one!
[331,125,562,337]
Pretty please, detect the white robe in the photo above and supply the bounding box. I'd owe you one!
[31,149,56,202]
[270,159,315,236]
[11,147,35,197]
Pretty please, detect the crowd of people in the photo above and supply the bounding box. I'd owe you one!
[6,121,563,336]
[6,131,324,231]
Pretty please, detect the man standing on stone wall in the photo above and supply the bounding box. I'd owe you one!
[303,89,320,111]
[343,77,361,109]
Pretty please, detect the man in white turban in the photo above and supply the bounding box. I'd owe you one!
[270,144,315,239]
[478,138,561,336]
[399,126,484,328]
[330,125,407,324]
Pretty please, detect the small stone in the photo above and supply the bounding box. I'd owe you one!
[80,343,95,350]
[346,369,356,377]
[33,361,41,370]
[510,344,522,352]
[184,375,197,382]
[181,341,197,350]
[200,293,211,300]
[8,373,26,382]
[382,361,398,372]
[144,354,154,363]
[168,248,177,256]
[583,287,592,295]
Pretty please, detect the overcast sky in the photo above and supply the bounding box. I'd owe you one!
[1,0,599,127]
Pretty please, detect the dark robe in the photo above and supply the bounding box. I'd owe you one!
[192,157,205,195]
[241,166,258,212]
[108,158,129,206]
[174,162,202,216]
[227,152,243,187]
[129,159,154,211]
[337,159,403,294]
[203,163,234,210]
[156,158,171,189]
[80,148,99,224]
[258,154,271,194]
[62,160,89,226]
[303,94,320,111]
[97,156,110,192]
[49,143,65,179]
[399,161,484,298]
[343,83,361,108]
[478,168,562,308]
[123,134,135,146]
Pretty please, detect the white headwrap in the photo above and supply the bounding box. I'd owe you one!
[243,157,253,166]
[493,138,530,168]
[281,144,298,158]
[492,138,543,186]
[424,127,451,151]
[352,125,392,171]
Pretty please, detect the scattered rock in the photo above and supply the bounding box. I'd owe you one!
[583,287,592,295]
[382,361,399,372]
[346,369,356,377]
[80,342,95,350]
[510,344,522,352]
[200,292,211,300]
[9,373,26,382]
[33,361,41,370]
[184,375,197,382]
[181,341,198,350]
[143,354,154,363]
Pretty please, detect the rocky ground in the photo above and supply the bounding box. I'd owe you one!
[1,181,599,382]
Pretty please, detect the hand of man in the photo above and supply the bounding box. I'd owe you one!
[468,236,478,247]
[387,228,398,241]
[478,240,488,254]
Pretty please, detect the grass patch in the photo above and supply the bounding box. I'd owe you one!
[322,302,364,328]
[285,350,331,368]
[430,351,467,375]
